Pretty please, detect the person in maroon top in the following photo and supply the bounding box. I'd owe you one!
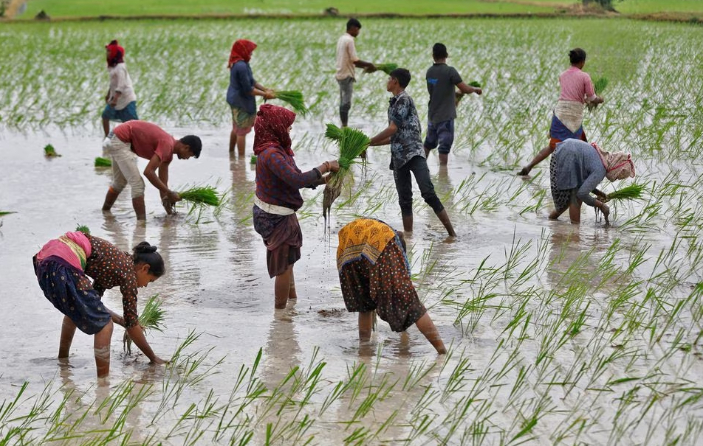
[34,234,168,378]
[252,104,339,309]
[101,120,203,220]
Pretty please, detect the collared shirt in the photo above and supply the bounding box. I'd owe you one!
[387,90,425,170]
[335,33,359,80]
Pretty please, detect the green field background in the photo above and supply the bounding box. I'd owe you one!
[15,0,703,19]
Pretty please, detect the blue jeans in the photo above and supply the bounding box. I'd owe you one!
[393,156,444,217]
[423,119,455,154]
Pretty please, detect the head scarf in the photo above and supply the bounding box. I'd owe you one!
[228,39,257,68]
[592,142,636,181]
[105,40,125,67]
[254,104,296,156]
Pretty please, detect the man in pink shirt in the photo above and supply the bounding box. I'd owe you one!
[518,48,604,176]
[101,121,202,220]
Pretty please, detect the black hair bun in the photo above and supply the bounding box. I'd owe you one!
[133,241,158,254]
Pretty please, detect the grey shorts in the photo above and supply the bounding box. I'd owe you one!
[337,77,355,110]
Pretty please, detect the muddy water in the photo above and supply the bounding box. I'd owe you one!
[1,121,701,444]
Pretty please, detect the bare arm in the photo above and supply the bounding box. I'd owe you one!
[456,82,482,96]
[368,122,398,146]
[126,324,167,364]
[143,155,178,204]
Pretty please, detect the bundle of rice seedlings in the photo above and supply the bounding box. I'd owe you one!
[250,155,257,165]
[124,294,166,354]
[273,90,308,114]
[0,211,15,216]
[75,224,90,235]
[94,156,112,167]
[44,144,60,157]
[456,81,482,105]
[325,123,344,141]
[374,63,398,75]
[606,184,645,202]
[587,77,609,111]
[177,186,221,207]
[323,126,370,220]
[468,81,482,88]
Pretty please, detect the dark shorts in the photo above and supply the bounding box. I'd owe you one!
[102,101,139,122]
[339,240,426,332]
[424,119,455,154]
[34,256,111,335]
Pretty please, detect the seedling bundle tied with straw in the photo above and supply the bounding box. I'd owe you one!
[322,124,370,220]
[123,294,165,354]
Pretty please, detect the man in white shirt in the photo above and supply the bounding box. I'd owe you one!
[335,18,376,127]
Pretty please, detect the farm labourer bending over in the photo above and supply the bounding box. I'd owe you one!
[337,218,446,354]
[227,39,275,156]
[101,121,202,220]
[424,43,482,166]
[33,233,168,378]
[368,68,456,237]
[252,104,339,309]
[102,40,138,137]
[335,18,376,128]
[549,139,635,224]
[519,48,604,176]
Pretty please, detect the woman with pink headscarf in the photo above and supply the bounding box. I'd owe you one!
[227,39,275,156]
[252,104,339,309]
[549,138,635,224]
[102,40,138,137]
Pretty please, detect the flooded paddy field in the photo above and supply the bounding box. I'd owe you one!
[1,18,703,445]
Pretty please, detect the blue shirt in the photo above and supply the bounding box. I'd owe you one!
[387,90,425,170]
[226,61,257,114]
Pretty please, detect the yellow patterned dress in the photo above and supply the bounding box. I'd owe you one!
[337,219,426,332]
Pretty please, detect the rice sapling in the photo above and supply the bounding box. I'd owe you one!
[322,126,370,220]
[75,224,90,235]
[177,186,221,207]
[0,211,15,216]
[587,77,608,111]
[372,63,399,75]
[44,144,60,157]
[124,294,165,354]
[325,123,344,141]
[94,157,112,167]
[250,155,257,165]
[272,90,308,115]
[606,184,645,202]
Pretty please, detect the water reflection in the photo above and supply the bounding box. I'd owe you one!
[262,302,302,386]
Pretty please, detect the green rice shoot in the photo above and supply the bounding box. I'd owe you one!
[468,81,482,88]
[323,126,370,220]
[606,183,645,201]
[124,294,166,354]
[177,186,221,207]
[374,63,398,75]
[250,155,257,165]
[94,156,112,167]
[44,144,60,157]
[0,211,15,216]
[325,123,344,141]
[594,77,609,95]
[75,224,90,235]
[273,90,308,115]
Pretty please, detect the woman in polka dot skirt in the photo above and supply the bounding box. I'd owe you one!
[337,218,446,354]
[33,231,168,378]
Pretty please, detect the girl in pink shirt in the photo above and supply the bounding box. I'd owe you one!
[519,48,604,176]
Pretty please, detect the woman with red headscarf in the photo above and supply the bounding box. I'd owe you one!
[253,104,340,309]
[227,39,275,156]
[102,40,138,137]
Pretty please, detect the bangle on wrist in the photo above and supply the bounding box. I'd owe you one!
[312,167,322,179]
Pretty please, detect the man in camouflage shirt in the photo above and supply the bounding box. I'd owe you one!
[369,68,456,237]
